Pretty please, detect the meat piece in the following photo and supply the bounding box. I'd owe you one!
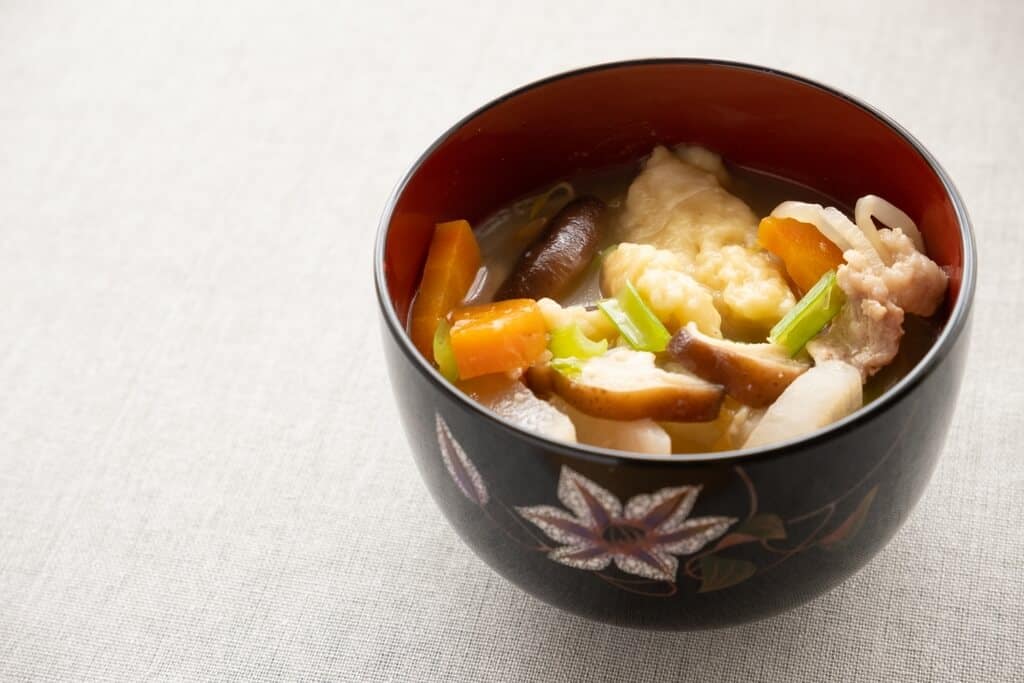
[807,298,905,379]
[876,229,948,317]
[527,347,725,422]
[835,231,947,318]
[772,197,948,379]
[808,228,941,379]
[667,323,809,407]
[495,196,605,301]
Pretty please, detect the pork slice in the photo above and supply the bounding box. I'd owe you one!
[807,297,905,379]
[877,229,948,317]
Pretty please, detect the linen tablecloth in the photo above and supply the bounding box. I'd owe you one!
[1,1,1021,680]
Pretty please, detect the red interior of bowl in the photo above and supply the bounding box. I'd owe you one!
[382,61,964,323]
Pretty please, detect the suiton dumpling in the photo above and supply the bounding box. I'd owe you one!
[615,146,795,336]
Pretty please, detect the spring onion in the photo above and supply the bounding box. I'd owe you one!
[432,319,459,382]
[549,323,608,360]
[550,357,585,378]
[769,270,846,356]
[598,280,671,352]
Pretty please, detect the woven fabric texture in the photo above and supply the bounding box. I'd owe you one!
[0,1,1021,680]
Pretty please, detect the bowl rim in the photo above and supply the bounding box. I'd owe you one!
[373,57,977,466]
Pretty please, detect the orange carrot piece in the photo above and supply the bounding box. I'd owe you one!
[448,299,548,379]
[758,216,845,294]
[409,220,482,358]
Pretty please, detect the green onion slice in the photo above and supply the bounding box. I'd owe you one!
[597,280,671,353]
[432,319,459,382]
[548,323,608,360]
[549,357,585,378]
[769,270,846,356]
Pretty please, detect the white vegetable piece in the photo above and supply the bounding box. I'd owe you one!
[462,375,577,444]
[771,200,854,252]
[855,194,925,254]
[550,397,671,455]
[771,201,886,271]
[742,361,862,449]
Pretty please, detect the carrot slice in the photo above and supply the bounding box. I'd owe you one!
[758,216,845,294]
[449,299,547,379]
[409,220,482,358]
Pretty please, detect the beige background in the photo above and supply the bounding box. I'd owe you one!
[1,0,1021,680]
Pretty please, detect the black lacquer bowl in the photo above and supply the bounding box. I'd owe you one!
[374,60,976,629]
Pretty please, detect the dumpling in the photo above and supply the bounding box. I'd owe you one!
[601,243,722,336]
[536,297,618,341]
[691,245,797,334]
[617,146,795,335]
[619,145,755,250]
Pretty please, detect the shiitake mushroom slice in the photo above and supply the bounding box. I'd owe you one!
[495,196,605,301]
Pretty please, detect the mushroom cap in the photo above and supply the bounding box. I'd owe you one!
[495,196,605,301]
[527,348,724,422]
[667,323,809,407]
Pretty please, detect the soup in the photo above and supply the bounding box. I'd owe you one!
[406,145,947,455]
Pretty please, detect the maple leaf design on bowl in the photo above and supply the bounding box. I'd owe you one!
[436,414,489,506]
[517,467,736,582]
